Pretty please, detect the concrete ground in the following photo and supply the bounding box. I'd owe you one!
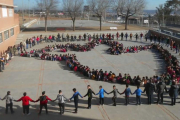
[0,38,180,120]
[30,20,120,28]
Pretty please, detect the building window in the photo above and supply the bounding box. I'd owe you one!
[10,28,14,36]
[2,6,8,17]
[0,33,2,43]
[4,30,9,40]
[9,8,13,17]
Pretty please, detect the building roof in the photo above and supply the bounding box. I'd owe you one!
[0,3,17,7]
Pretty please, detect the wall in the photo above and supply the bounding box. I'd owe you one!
[0,0,20,56]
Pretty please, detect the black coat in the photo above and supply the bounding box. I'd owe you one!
[143,83,155,95]
[169,85,179,98]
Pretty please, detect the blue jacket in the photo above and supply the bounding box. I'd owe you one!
[96,88,108,98]
[70,91,83,101]
[122,88,132,96]
[133,88,142,96]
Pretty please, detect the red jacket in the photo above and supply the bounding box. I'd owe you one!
[17,96,33,106]
[36,96,52,105]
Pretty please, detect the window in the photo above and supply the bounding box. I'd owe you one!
[9,8,13,17]
[4,30,9,40]
[10,28,14,36]
[0,33,2,43]
[2,6,7,17]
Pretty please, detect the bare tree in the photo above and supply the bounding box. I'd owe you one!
[36,0,59,32]
[62,0,84,31]
[88,0,110,31]
[112,0,146,30]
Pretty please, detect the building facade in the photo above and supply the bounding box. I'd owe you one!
[0,0,19,56]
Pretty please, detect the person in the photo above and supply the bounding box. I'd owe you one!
[168,81,179,106]
[69,88,83,113]
[0,57,2,72]
[96,86,108,106]
[35,91,52,115]
[120,84,132,105]
[121,32,124,40]
[108,85,120,106]
[1,91,14,114]
[140,33,143,42]
[156,79,168,104]
[53,90,68,114]
[143,80,155,104]
[84,85,95,109]
[15,92,34,115]
[133,85,143,105]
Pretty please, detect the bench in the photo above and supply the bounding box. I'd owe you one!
[110,27,117,30]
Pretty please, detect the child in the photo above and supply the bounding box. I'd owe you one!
[133,85,143,105]
[96,86,108,106]
[120,84,132,105]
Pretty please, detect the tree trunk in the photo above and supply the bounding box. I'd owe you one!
[100,16,102,31]
[45,16,48,32]
[125,16,128,30]
[73,20,75,31]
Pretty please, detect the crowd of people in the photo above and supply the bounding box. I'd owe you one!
[0,81,179,116]
[33,42,179,88]
[0,32,180,116]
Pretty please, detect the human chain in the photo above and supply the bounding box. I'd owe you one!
[0,83,179,115]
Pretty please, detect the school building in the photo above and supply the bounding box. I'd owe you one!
[0,0,19,55]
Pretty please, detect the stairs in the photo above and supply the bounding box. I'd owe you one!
[15,34,24,44]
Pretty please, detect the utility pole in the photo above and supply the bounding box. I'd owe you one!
[28,0,30,21]
[22,0,24,25]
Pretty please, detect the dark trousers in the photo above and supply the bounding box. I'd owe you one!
[147,94,153,104]
[0,64,1,72]
[99,98,104,105]
[171,97,176,105]
[125,96,129,105]
[74,100,78,112]
[112,97,116,106]
[39,104,48,114]
[157,93,163,104]
[6,103,13,114]
[58,103,65,114]
[136,95,141,105]
[88,98,92,108]
[23,105,29,114]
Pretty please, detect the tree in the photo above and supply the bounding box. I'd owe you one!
[166,0,180,14]
[36,0,59,32]
[88,0,110,31]
[62,0,84,31]
[112,0,146,30]
[155,4,172,26]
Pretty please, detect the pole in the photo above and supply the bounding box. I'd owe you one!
[163,12,164,27]
[28,0,30,21]
[22,0,24,25]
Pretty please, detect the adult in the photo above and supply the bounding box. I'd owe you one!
[69,88,83,113]
[1,91,14,114]
[35,91,52,115]
[156,79,168,104]
[143,80,155,104]
[15,92,34,115]
[26,39,29,49]
[53,90,68,114]
[96,86,108,106]
[108,85,120,106]
[84,85,95,109]
[169,81,179,106]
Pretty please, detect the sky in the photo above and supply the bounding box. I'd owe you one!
[13,0,167,10]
